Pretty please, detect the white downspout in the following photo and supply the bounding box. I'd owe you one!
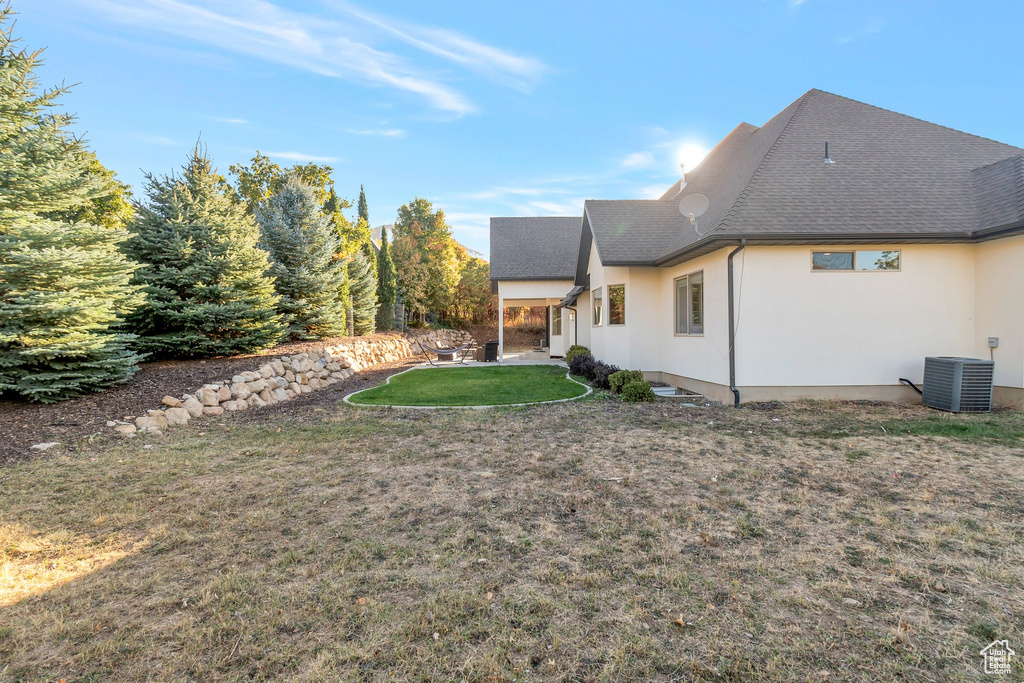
[498,291,504,362]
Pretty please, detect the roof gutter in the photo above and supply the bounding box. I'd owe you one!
[728,239,747,408]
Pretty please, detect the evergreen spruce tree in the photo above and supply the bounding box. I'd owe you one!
[375,226,397,331]
[0,10,143,402]
[125,147,285,357]
[349,249,378,336]
[256,175,348,339]
[357,184,368,225]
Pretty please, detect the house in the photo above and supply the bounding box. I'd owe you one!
[489,89,1024,407]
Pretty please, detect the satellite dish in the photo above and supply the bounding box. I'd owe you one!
[678,193,710,232]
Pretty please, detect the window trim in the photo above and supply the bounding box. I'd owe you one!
[592,286,603,327]
[810,249,902,272]
[673,270,704,337]
[551,306,562,336]
[607,283,626,326]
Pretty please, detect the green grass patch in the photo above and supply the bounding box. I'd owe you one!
[348,365,588,406]
[882,412,1024,445]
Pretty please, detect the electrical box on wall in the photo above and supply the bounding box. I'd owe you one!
[988,337,999,348]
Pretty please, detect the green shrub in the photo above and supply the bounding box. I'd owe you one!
[609,369,645,394]
[565,345,591,364]
[620,380,655,402]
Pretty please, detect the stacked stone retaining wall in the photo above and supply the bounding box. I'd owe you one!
[113,330,473,436]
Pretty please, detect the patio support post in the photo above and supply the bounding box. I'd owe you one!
[498,292,504,362]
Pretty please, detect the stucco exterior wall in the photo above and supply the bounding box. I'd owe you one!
[736,244,977,387]
[975,235,1024,401]
[576,238,1023,405]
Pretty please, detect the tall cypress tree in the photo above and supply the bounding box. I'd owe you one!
[126,147,285,357]
[349,249,378,336]
[0,10,143,402]
[357,184,368,225]
[257,175,348,339]
[376,226,397,331]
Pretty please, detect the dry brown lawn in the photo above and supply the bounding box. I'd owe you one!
[1,395,1022,681]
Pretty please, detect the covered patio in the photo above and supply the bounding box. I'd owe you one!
[496,280,577,362]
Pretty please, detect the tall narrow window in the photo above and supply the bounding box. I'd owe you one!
[674,271,704,335]
[689,272,703,334]
[608,284,625,325]
[551,307,562,336]
[592,287,603,326]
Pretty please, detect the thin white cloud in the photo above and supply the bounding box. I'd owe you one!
[125,132,180,146]
[639,185,668,199]
[212,116,249,124]
[85,0,525,115]
[84,0,549,114]
[330,0,547,91]
[622,151,655,169]
[267,151,338,163]
[837,19,885,44]
[346,128,406,137]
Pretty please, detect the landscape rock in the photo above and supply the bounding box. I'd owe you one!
[199,388,220,407]
[114,423,137,436]
[135,415,167,432]
[203,406,225,416]
[164,407,191,426]
[259,364,274,379]
[231,383,252,399]
[216,386,232,402]
[30,442,60,452]
[182,396,204,417]
[162,395,181,408]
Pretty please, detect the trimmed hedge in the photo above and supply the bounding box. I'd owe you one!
[609,369,645,395]
[565,344,591,365]
[620,380,655,402]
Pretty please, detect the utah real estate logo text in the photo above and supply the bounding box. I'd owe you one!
[980,639,1015,675]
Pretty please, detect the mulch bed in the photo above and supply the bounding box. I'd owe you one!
[0,338,416,466]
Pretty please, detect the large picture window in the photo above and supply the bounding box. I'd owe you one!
[674,271,703,335]
[551,307,562,336]
[608,284,625,325]
[592,287,603,326]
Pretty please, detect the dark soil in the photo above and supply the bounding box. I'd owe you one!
[0,338,416,466]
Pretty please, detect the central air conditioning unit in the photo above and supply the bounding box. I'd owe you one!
[922,357,994,413]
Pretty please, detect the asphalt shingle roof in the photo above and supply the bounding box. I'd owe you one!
[489,217,581,280]
[584,89,1024,266]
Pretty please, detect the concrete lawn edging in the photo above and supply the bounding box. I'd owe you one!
[341,364,593,410]
[111,329,473,436]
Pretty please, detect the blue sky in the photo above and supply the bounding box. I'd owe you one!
[17,0,1024,257]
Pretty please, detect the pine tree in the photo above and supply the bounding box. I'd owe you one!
[376,225,397,331]
[125,147,285,357]
[349,249,378,336]
[357,184,368,225]
[256,175,347,339]
[0,10,143,402]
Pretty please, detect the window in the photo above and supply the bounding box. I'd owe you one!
[551,307,562,336]
[592,287,603,326]
[856,250,900,271]
[608,284,625,325]
[674,271,703,335]
[812,250,900,271]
